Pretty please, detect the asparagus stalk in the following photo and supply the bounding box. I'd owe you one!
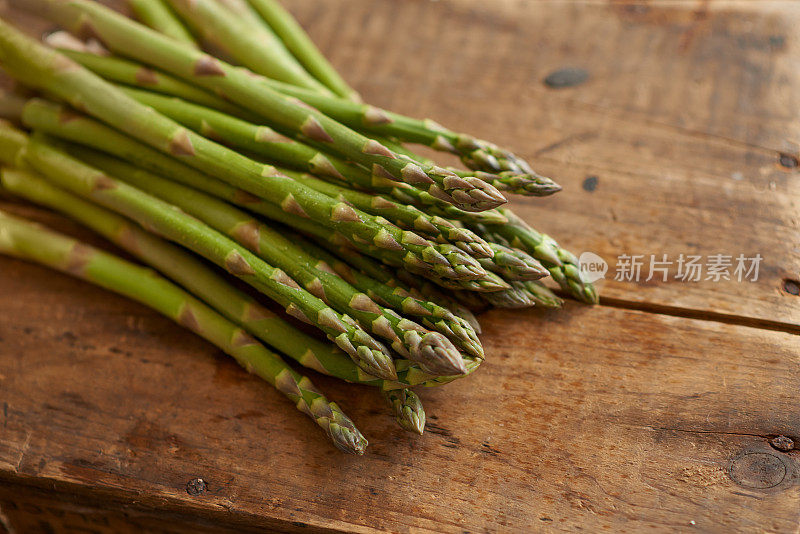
[240,80,549,186]
[51,44,250,118]
[0,166,469,395]
[473,209,599,304]
[229,195,510,293]
[514,281,565,308]
[17,97,486,283]
[218,0,274,31]
[287,234,484,360]
[369,134,562,197]
[163,0,330,94]
[0,208,367,454]
[69,146,467,376]
[113,87,492,258]
[0,165,373,386]
[283,169,495,260]
[382,389,425,435]
[9,130,398,381]
[39,48,512,225]
[480,284,536,309]
[21,1,506,212]
[17,99,494,293]
[244,0,361,102]
[478,242,549,282]
[127,0,197,47]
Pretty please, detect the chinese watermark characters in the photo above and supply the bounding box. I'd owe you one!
[578,253,763,283]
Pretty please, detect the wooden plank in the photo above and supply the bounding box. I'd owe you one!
[0,211,798,532]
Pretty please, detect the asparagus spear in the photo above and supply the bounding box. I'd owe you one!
[367,133,563,198]
[244,0,361,102]
[513,281,565,308]
[37,47,512,225]
[225,194,510,293]
[382,389,425,435]
[163,0,330,94]
[481,285,536,309]
[287,234,484,360]
[113,87,494,258]
[127,0,197,47]
[51,43,250,118]
[9,130,398,381]
[473,209,599,304]
[0,208,367,454]
[20,1,506,212]
[0,164,468,394]
[478,242,549,282]
[16,97,485,283]
[17,100,498,295]
[68,146,467,376]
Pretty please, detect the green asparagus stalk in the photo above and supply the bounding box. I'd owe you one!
[127,0,197,47]
[38,47,511,225]
[163,0,330,94]
[287,234,484,360]
[113,87,493,258]
[473,209,599,304]
[0,166,471,397]
[0,165,374,385]
[283,170,495,260]
[514,281,565,308]
[51,45,250,118]
[0,208,367,454]
[244,0,361,102]
[15,96,485,284]
[218,0,274,31]
[474,169,563,197]
[368,134,561,197]
[68,146,468,376]
[382,389,425,435]
[480,284,536,309]
[8,129,398,381]
[24,0,508,212]
[478,242,549,282]
[239,80,550,187]
[230,195,509,293]
[16,100,496,294]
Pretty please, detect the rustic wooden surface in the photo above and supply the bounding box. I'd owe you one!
[1,0,799,532]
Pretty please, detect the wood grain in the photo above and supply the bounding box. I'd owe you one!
[0,0,798,532]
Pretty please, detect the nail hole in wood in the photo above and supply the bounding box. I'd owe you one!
[782,279,800,296]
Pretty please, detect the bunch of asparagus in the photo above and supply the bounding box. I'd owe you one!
[0,0,597,455]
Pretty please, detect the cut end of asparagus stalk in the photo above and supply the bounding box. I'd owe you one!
[383,389,426,435]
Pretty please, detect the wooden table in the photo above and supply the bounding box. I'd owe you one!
[1,0,799,532]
